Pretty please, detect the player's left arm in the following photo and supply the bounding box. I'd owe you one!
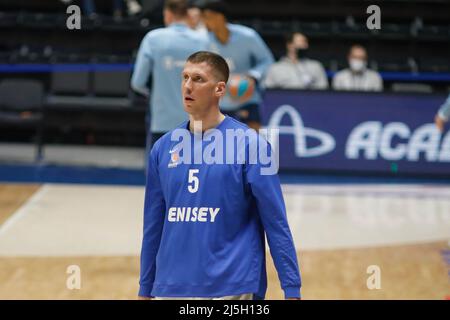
[245,136,301,299]
[246,31,275,85]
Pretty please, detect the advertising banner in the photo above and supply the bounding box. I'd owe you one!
[261,90,450,175]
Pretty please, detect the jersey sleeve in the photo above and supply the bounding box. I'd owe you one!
[244,135,302,299]
[247,30,275,83]
[139,140,166,297]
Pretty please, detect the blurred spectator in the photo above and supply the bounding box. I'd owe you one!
[187,5,208,36]
[264,32,328,90]
[332,45,383,92]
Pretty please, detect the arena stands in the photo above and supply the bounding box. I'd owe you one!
[0,0,449,146]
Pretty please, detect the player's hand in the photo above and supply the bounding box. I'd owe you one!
[435,114,446,132]
[138,296,153,300]
[245,75,257,87]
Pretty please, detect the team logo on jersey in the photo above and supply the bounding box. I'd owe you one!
[168,148,180,168]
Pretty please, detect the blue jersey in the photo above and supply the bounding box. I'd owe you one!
[131,23,208,133]
[139,116,301,299]
[207,24,274,111]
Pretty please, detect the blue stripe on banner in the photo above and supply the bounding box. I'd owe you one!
[0,164,145,186]
[326,71,450,82]
[0,64,449,82]
[379,72,450,82]
[0,164,449,186]
[0,63,134,73]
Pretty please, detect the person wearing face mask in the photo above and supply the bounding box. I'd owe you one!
[332,45,383,92]
[264,32,328,90]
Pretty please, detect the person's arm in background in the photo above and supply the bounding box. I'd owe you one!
[435,94,450,132]
[131,34,153,97]
[138,140,166,299]
[262,64,280,89]
[373,72,384,92]
[247,30,275,85]
[331,71,342,91]
[312,62,329,90]
[245,136,301,300]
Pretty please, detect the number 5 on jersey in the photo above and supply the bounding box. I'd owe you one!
[188,169,199,193]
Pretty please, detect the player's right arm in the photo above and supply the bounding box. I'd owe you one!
[138,140,166,298]
[131,34,154,97]
[435,94,450,132]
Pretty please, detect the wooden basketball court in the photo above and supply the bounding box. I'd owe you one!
[0,183,448,299]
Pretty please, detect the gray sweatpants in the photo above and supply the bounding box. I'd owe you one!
[153,293,253,300]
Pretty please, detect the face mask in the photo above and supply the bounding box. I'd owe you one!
[349,58,367,72]
[295,48,309,59]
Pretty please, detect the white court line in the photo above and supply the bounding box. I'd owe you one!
[282,184,450,199]
[0,184,145,256]
[0,185,49,237]
[0,183,448,255]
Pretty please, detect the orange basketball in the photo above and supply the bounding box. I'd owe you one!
[227,74,255,103]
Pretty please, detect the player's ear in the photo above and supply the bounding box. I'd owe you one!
[215,82,226,98]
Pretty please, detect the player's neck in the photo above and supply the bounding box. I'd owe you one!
[215,24,230,45]
[189,110,225,132]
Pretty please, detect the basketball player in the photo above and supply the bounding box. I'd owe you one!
[131,0,208,152]
[138,51,301,300]
[193,0,274,131]
[435,94,450,132]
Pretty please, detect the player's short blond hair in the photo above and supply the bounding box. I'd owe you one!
[186,51,230,82]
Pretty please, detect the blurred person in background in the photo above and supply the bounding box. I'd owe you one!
[187,2,208,36]
[332,44,383,92]
[131,0,208,152]
[195,0,274,130]
[435,94,450,132]
[264,32,328,90]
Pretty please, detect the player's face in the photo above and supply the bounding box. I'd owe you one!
[181,62,224,115]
